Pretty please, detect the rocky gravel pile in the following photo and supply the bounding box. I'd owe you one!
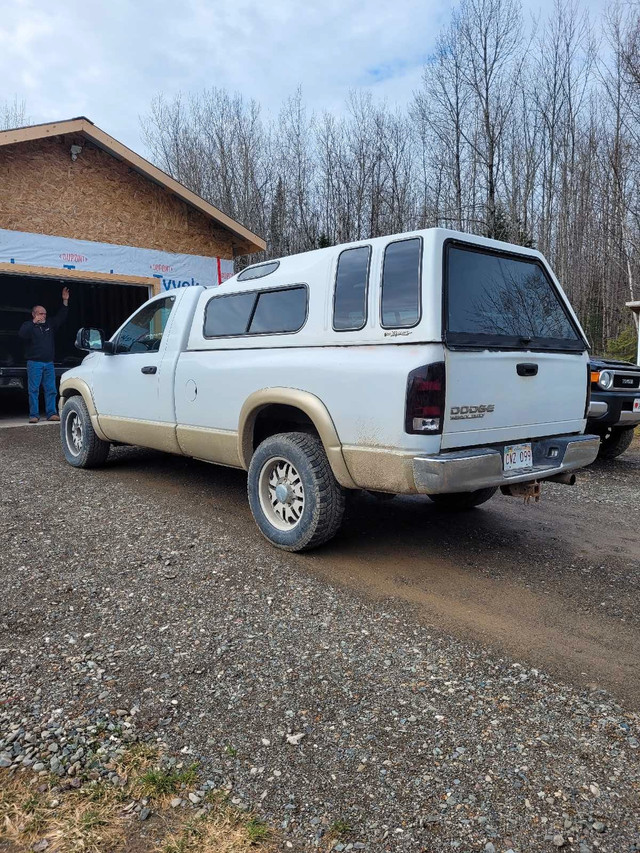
[0,705,142,782]
[1,428,639,852]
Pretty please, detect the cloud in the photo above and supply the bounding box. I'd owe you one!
[0,0,607,156]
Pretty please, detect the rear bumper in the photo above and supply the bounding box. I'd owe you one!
[412,434,600,494]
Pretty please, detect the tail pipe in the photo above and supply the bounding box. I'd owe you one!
[545,473,577,485]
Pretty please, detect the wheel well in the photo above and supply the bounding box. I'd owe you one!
[252,404,318,451]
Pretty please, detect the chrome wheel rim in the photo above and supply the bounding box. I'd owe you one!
[66,411,83,456]
[258,456,305,531]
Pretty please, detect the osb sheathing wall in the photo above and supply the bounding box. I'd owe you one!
[0,135,234,259]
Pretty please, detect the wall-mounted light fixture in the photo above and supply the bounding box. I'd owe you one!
[70,144,83,161]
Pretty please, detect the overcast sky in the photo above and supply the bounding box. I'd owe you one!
[1,0,607,159]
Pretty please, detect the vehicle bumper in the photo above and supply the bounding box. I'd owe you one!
[412,434,600,494]
[0,366,68,391]
[587,391,640,429]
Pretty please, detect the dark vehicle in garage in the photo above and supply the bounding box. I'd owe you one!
[0,273,147,398]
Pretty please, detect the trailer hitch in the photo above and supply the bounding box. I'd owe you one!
[500,481,541,503]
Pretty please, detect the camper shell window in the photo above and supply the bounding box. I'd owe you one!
[333,246,371,331]
[237,262,280,282]
[380,237,422,329]
[204,285,308,338]
[444,242,585,352]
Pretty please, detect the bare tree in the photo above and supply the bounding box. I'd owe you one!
[0,97,28,130]
[138,0,639,351]
[456,0,526,237]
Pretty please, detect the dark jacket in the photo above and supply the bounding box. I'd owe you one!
[18,305,68,363]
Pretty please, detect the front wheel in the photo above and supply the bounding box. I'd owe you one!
[247,432,345,552]
[61,396,110,468]
[427,487,498,511]
[597,426,636,460]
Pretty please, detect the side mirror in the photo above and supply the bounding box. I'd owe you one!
[75,327,112,353]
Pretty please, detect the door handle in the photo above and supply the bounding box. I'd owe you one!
[517,363,538,377]
[141,366,157,375]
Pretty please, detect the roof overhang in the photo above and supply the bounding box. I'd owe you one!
[0,117,266,256]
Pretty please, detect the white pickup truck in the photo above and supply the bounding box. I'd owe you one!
[59,228,600,550]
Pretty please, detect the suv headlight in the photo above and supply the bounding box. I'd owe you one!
[598,370,614,390]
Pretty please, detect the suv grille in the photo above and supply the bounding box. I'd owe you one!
[613,373,640,389]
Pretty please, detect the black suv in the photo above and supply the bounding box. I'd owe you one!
[587,357,640,459]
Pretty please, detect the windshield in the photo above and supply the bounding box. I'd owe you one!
[445,244,584,351]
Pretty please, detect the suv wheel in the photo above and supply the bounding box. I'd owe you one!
[61,396,110,468]
[597,426,636,460]
[247,432,345,551]
[427,487,498,510]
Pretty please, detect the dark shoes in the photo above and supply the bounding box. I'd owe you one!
[28,414,59,423]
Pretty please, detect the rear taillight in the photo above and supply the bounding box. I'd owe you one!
[584,362,592,418]
[405,362,446,434]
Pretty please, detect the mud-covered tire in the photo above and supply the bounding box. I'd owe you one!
[61,396,110,468]
[247,432,345,552]
[427,486,498,510]
[597,426,636,460]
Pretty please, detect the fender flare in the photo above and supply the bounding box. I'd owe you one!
[58,377,110,442]
[238,388,357,489]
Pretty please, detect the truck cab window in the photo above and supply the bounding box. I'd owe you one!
[114,296,176,354]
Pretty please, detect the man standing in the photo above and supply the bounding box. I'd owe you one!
[18,286,70,423]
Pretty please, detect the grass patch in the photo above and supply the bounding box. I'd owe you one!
[139,764,199,797]
[328,818,352,838]
[245,816,271,843]
[161,811,273,852]
[0,748,278,853]
[0,774,125,852]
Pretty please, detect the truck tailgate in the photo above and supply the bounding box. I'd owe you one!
[441,349,588,449]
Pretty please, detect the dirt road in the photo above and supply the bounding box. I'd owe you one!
[2,426,639,851]
[97,432,640,707]
[27,424,639,706]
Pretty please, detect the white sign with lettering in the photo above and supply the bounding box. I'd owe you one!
[0,228,234,288]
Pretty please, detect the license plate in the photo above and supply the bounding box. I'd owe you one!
[504,442,533,471]
[634,398,640,413]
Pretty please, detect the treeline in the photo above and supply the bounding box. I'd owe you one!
[140,0,636,354]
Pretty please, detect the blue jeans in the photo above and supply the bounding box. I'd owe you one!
[27,361,57,419]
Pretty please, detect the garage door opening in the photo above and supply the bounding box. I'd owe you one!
[0,272,149,420]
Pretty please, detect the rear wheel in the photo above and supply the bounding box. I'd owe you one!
[427,487,498,511]
[61,396,110,468]
[247,432,345,551]
[597,426,636,460]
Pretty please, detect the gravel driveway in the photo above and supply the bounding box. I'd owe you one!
[1,426,638,852]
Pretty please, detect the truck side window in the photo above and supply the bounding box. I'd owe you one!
[249,286,307,334]
[114,296,176,354]
[333,246,370,331]
[381,237,421,328]
[204,286,307,337]
[204,293,256,337]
